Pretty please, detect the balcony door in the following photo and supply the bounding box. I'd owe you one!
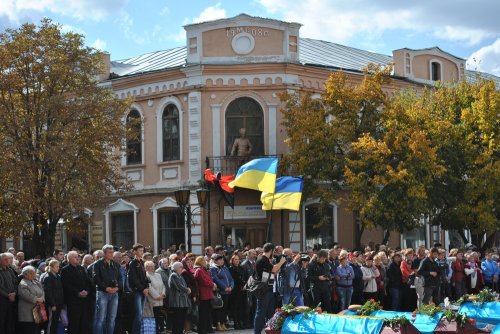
[225,97,264,156]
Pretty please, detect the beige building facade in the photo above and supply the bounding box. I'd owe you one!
[7,14,498,255]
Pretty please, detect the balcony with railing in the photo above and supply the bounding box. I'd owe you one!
[205,155,282,176]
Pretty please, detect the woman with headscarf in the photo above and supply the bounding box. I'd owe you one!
[18,265,45,334]
[210,254,234,331]
[194,256,216,334]
[181,255,199,333]
[169,262,191,334]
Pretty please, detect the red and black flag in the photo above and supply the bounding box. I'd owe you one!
[204,169,235,208]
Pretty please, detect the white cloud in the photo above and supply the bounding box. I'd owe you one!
[467,38,500,76]
[114,12,148,45]
[159,6,170,16]
[91,38,107,50]
[60,24,85,35]
[434,26,493,47]
[257,0,500,47]
[192,2,226,23]
[0,0,127,23]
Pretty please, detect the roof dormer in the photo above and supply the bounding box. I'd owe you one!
[184,13,301,65]
[393,47,465,84]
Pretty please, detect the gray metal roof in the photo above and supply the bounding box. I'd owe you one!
[109,38,500,88]
[299,38,393,70]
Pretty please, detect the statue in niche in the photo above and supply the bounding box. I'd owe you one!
[231,128,253,157]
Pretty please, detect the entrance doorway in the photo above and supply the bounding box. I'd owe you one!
[223,225,266,250]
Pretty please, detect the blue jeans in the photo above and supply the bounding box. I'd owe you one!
[283,288,304,306]
[131,291,146,334]
[94,290,119,334]
[253,289,274,334]
[336,286,353,311]
[391,288,402,311]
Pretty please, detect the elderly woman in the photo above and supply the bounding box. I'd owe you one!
[194,256,216,334]
[465,253,484,294]
[181,256,199,333]
[145,260,166,334]
[18,265,45,334]
[169,262,191,334]
[43,260,64,334]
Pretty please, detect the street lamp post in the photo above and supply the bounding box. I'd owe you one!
[174,188,209,252]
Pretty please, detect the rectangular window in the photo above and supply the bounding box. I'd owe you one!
[431,62,441,81]
[305,205,333,249]
[111,213,134,250]
[158,210,184,251]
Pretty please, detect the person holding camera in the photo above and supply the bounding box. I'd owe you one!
[308,249,332,313]
[92,244,122,334]
[253,243,287,334]
[283,254,309,306]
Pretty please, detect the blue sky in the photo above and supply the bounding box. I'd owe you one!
[1,0,500,75]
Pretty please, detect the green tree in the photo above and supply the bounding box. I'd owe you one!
[281,65,391,246]
[0,19,130,257]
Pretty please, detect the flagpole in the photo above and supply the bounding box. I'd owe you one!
[266,192,275,243]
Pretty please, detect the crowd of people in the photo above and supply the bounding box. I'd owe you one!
[0,237,499,334]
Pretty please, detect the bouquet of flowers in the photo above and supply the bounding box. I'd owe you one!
[416,303,442,317]
[358,299,381,316]
[266,302,323,332]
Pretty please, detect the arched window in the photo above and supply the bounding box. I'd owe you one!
[126,109,142,165]
[162,104,180,161]
[225,97,264,156]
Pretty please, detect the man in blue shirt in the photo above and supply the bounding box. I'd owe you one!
[335,253,354,311]
[481,251,499,289]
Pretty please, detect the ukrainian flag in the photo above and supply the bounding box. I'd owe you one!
[261,176,303,211]
[228,158,278,193]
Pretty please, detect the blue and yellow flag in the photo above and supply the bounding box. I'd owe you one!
[261,176,303,211]
[228,158,278,193]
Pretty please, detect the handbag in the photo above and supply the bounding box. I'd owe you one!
[33,303,48,324]
[211,292,224,309]
[244,275,268,299]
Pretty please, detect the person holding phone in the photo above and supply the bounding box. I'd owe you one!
[307,249,332,313]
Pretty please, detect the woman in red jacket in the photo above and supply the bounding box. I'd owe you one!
[194,256,216,334]
[451,250,466,299]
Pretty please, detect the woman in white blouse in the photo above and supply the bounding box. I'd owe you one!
[144,260,166,333]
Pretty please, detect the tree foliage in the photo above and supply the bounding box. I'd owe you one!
[282,65,499,249]
[0,19,130,256]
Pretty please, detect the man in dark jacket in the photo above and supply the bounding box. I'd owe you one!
[0,252,18,334]
[128,243,149,334]
[418,247,440,305]
[307,249,332,313]
[93,245,122,334]
[387,253,403,311]
[61,250,92,334]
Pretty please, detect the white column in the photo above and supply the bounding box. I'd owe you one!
[188,92,202,185]
[211,104,221,157]
[268,104,278,155]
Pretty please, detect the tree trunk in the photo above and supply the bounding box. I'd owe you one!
[355,224,365,249]
[457,230,469,244]
[382,230,391,245]
[480,232,497,253]
[471,232,485,251]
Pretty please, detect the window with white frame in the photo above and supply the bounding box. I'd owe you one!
[157,210,184,251]
[304,204,334,249]
[126,109,142,165]
[225,97,264,156]
[111,213,134,250]
[162,104,180,161]
[431,61,441,81]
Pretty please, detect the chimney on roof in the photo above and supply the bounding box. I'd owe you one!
[97,52,111,81]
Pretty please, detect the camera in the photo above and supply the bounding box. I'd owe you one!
[300,255,310,262]
[109,280,117,288]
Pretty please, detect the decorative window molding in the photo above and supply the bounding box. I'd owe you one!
[156,96,184,163]
[429,59,443,81]
[301,199,338,250]
[121,103,144,167]
[103,198,139,246]
[151,197,179,254]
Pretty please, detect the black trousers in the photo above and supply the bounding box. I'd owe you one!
[17,322,38,334]
[0,297,15,334]
[214,294,230,324]
[230,290,247,326]
[363,292,378,302]
[423,286,440,305]
[171,308,187,334]
[66,301,91,334]
[47,306,62,334]
[198,300,212,334]
[312,289,332,313]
